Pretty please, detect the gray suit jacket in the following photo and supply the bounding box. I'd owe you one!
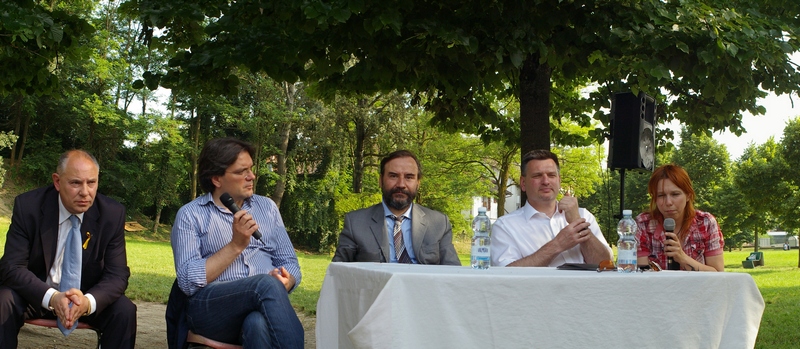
[332,203,461,265]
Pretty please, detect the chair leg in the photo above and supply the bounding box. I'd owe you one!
[93,327,102,349]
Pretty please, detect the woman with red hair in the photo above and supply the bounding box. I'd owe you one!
[635,164,725,271]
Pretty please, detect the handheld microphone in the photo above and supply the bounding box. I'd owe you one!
[220,193,262,240]
[663,218,679,270]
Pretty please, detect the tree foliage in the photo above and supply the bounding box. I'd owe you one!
[0,1,95,96]
[733,139,791,251]
[671,128,749,249]
[778,118,800,230]
[2,2,800,262]
[672,128,731,211]
[128,0,800,158]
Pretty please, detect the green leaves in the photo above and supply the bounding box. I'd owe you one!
[0,1,95,96]
[675,41,690,54]
[726,42,739,57]
[510,50,524,68]
[649,65,671,80]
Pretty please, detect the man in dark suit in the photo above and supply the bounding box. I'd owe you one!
[0,150,136,348]
[333,150,461,265]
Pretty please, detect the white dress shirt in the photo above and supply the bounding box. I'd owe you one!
[491,202,611,267]
[42,197,97,314]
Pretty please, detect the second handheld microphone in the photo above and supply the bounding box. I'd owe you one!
[220,192,262,240]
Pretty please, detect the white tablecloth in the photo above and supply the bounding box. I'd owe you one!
[315,263,764,349]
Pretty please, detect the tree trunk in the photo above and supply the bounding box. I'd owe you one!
[273,122,291,207]
[252,125,262,194]
[519,56,553,155]
[496,148,514,218]
[352,113,367,193]
[754,231,759,253]
[190,108,200,199]
[10,95,22,165]
[89,120,96,151]
[152,205,162,235]
[273,82,296,207]
[18,110,30,164]
[519,56,552,205]
[497,175,508,217]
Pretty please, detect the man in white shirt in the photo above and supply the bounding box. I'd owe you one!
[492,149,613,267]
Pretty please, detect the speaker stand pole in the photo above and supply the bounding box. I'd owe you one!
[618,168,626,219]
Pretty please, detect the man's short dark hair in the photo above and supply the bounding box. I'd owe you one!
[380,150,422,179]
[198,138,256,193]
[521,149,560,175]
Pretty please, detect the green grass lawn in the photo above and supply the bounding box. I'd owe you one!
[2,219,798,348]
[722,249,800,349]
[125,239,174,303]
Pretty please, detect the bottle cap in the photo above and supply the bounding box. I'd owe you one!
[622,209,632,216]
[478,207,487,213]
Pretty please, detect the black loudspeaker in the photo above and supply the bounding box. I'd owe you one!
[608,92,655,171]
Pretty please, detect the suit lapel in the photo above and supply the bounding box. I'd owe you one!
[369,204,390,262]
[81,200,101,257]
[41,190,60,271]
[411,205,427,262]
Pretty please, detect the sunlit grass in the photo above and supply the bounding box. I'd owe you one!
[125,240,175,303]
[289,252,331,314]
[726,249,799,349]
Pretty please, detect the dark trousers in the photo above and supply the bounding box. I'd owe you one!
[0,286,137,348]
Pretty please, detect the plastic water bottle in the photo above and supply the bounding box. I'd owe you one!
[617,209,638,273]
[471,207,491,269]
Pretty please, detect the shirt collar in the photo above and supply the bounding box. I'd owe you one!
[202,192,253,210]
[382,201,413,220]
[57,196,85,225]
[523,201,562,220]
[199,192,216,206]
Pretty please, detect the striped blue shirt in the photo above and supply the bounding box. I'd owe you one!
[171,193,301,296]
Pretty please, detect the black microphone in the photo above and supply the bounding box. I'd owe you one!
[220,192,262,240]
[663,218,679,270]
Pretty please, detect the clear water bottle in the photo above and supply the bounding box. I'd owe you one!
[471,207,491,269]
[617,209,638,273]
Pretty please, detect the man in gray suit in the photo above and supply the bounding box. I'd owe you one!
[333,150,461,265]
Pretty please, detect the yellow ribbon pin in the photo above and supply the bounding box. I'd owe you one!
[83,232,91,249]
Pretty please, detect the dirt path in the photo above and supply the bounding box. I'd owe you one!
[18,301,317,348]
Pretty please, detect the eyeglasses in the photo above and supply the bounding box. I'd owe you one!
[227,168,255,178]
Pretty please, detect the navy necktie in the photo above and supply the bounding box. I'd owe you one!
[58,215,82,335]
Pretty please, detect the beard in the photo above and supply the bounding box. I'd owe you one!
[382,187,417,211]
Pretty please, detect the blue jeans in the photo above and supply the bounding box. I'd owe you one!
[186,274,303,348]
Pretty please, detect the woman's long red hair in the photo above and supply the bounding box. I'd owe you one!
[647,164,696,241]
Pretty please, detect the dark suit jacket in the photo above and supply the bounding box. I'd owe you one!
[332,203,461,265]
[166,279,189,349]
[0,185,130,315]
